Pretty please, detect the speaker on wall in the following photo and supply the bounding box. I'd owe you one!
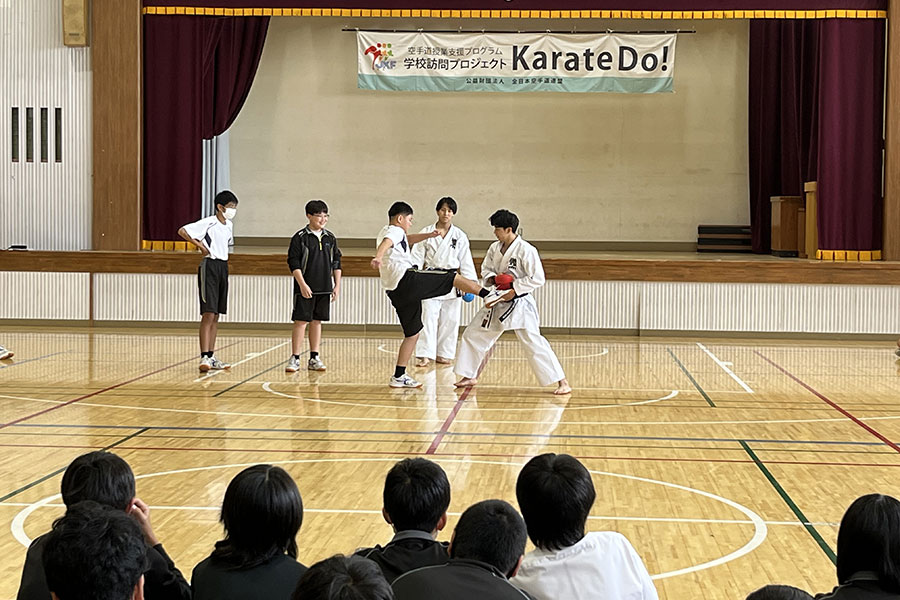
[62,0,90,47]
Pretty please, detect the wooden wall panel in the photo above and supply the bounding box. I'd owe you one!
[885,0,900,260]
[91,0,142,250]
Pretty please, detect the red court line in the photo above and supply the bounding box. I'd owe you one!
[756,350,900,454]
[4,442,899,468]
[425,347,495,455]
[0,342,238,431]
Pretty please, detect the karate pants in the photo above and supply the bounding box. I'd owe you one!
[455,323,565,387]
[416,297,462,360]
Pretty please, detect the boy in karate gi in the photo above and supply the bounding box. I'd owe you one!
[454,209,572,395]
[410,197,477,367]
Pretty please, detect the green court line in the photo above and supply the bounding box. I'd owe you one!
[739,440,836,564]
[0,427,149,503]
[666,348,716,407]
[213,354,304,398]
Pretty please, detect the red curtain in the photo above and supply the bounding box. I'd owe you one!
[143,16,269,240]
[748,18,884,253]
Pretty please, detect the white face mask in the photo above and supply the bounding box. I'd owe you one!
[223,207,237,220]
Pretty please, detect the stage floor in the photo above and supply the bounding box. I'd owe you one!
[2,328,900,599]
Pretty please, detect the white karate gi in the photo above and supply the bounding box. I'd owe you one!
[410,224,477,360]
[455,236,565,387]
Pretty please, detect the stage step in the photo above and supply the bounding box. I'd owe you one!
[697,225,752,253]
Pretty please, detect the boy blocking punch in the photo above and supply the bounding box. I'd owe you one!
[178,190,238,372]
[372,202,505,388]
[286,200,342,372]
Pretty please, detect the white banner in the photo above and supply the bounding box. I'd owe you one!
[358,31,677,93]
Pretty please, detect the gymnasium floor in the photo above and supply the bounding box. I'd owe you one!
[1,328,898,599]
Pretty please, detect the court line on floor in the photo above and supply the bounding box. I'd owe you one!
[667,348,716,407]
[213,352,306,397]
[193,341,290,383]
[426,348,494,454]
[696,343,755,394]
[757,351,900,455]
[0,351,68,370]
[0,428,149,503]
[739,440,836,563]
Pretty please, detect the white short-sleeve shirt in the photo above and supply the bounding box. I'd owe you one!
[182,216,233,261]
[376,224,413,290]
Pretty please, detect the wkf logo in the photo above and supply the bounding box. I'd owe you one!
[364,42,397,70]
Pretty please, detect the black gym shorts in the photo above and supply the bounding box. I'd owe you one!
[387,269,457,337]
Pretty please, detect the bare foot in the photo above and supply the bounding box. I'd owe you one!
[436,356,452,364]
[553,379,572,395]
[454,377,477,388]
[415,357,430,367]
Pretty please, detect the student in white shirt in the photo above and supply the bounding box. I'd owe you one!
[371,202,505,388]
[410,197,477,367]
[177,191,238,372]
[512,453,658,600]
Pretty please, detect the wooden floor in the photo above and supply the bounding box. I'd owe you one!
[2,327,900,599]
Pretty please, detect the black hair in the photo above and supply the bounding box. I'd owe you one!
[388,202,413,219]
[306,200,329,215]
[292,555,393,600]
[215,190,239,207]
[489,209,518,232]
[836,493,900,592]
[450,500,527,577]
[435,197,457,214]
[745,585,814,600]
[43,500,147,600]
[60,451,135,511]
[212,464,304,570]
[383,458,450,533]
[515,453,595,552]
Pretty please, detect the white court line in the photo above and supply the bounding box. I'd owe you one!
[10,457,767,581]
[193,342,290,383]
[0,502,837,528]
[376,344,609,361]
[697,342,755,394]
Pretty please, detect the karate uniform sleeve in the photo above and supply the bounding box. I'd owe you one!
[410,227,427,269]
[287,233,303,273]
[457,233,478,281]
[511,245,546,295]
[480,245,498,286]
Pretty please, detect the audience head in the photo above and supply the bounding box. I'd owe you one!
[213,464,304,569]
[449,499,527,578]
[836,493,900,593]
[60,451,135,511]
[43,500,147,600]
[382,458,450,534]
[292,555,393,600]
[745,584,813,600]
[516,453,595,551]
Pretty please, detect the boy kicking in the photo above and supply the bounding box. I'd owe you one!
[286,199,342,372]
[454,209,571,395]
[177,190,238,372]
[372,202,504,388]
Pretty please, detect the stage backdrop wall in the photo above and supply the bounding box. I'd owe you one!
[229,18,749,243]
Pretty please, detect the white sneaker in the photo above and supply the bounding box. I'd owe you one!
[208,356,230,370]
[286,356,301,373]
[308,356,327,371]
[484,288,508,308]
[389,374,422,388]
[199,356,212,372]
[0,346,13,360]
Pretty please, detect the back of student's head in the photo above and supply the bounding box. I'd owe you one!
[60,451,135,511]
[292,555,393,600]
[213,464,304,569]
[516,453,595,551]
[306,199,328,215]
[388,202,413,219]
[836,493,900,592]
[435,197,457,214]
[43,500,147,600]
[215,190,239,207]
[489,209,518,232]
[745,584,813,600]
[383,458,450,532]
[450,500,527,577]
